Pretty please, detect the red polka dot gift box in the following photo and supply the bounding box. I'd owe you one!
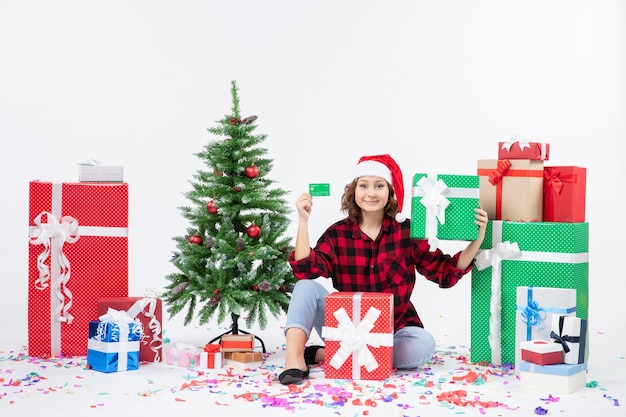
[28,181,129,357]
[322,292,394,381]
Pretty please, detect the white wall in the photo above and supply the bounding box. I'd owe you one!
[1,1,624,349]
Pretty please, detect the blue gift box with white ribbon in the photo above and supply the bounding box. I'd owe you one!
[87,308,142,373]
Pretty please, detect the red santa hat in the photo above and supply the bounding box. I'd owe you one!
[351,154,406,222]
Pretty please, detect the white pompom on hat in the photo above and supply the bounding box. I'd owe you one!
[351,154,406,222]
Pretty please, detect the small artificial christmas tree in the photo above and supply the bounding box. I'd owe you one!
[164,80,295,340]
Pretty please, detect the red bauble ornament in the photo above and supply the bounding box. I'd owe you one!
[189,234,203,245]
[214,288,220,294]
[206,200,218,214]
[252,285,259,291]
[247,224,261,238]
[245,164,259,179]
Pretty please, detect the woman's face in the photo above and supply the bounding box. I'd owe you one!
[354,176,390,215]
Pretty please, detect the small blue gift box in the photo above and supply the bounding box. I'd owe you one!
[87,314,142,373]
[519,361,587,394]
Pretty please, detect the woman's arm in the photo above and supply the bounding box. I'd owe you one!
[293,193,313,261]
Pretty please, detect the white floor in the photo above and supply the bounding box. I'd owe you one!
[2,306,624,417]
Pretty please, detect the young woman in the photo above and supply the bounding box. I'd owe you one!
[278,154,488,385]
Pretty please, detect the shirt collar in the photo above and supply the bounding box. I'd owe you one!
[350,216,393,239]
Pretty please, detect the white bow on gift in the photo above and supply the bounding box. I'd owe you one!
[501,134,549,160]
[322,306,393,373]
[415,175,450,251]
[501,134,533,152]
[475,241,521,365]
[94,308,142,371]
[77,158,103,166]
[29,211,80,325]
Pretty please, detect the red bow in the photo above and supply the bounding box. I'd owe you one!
[488,159,512,185]
[543,169,563,195]
[203,343,221,353]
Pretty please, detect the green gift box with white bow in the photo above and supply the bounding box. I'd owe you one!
[410,173,479,250]
[470,220,589,366]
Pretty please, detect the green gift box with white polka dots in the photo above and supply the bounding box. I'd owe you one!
[410,173,479,244]
[470,220,588,366]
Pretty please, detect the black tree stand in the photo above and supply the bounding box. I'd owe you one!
[208,312,266,353]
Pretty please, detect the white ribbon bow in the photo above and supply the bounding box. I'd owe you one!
[29,211,80,324]
[501,134,532,152]
[416,176,450,251]
[501,134,548,160]
[323,307,393,373]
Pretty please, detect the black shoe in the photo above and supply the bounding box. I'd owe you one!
[278,367,310,385]
[304,345,324,365]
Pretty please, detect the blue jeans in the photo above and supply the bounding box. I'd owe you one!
[284,279,436,369]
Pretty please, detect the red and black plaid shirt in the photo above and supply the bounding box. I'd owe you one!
[289,216,472,331]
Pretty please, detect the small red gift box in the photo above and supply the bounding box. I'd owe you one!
[97,296,163,362]
[322,292,394,380]
[498,139,550,161]
[543,166,587,222]
[520,340,563,366]
[477,159,544,222]
[28,181,129,357]
[220,334,254,352]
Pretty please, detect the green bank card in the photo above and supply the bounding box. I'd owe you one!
[309,183,330,196]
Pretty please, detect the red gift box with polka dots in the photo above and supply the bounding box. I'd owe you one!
[28,181,129,357]
[322,292,394,380]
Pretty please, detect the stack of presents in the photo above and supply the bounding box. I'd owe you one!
[164,334,262,370]
[411,136,588,393]
[27,167,165,373]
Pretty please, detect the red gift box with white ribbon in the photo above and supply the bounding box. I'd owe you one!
[498,138,550,161]
[28,181,129,357]
[322,292,394,380]
[97,295,163,362]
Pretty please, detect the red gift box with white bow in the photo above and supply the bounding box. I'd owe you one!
[28,181,129,357]
[498,139,550,161]
[322,292,394,380]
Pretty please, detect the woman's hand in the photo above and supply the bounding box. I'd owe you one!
[295,193,313,221]
[474,206,489,245]
[457,206,490,270]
